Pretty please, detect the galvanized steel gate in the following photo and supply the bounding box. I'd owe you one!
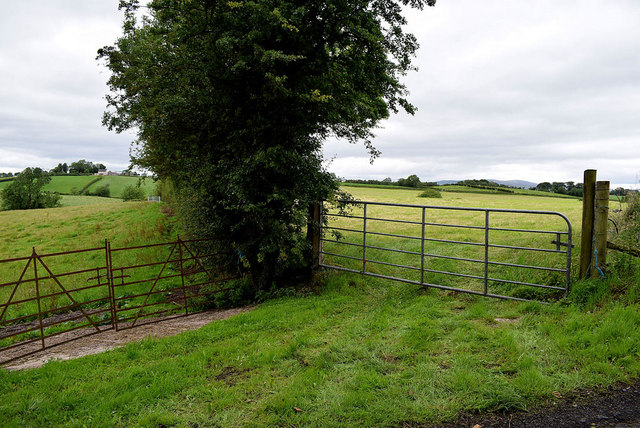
[320,201,572,302]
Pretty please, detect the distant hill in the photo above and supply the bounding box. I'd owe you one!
[436,179,537,189]
[490,179,538,189]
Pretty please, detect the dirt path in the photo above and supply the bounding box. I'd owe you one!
[430,379,640,428]
[2,307,253,371]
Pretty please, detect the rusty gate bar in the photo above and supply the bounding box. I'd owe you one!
[0,238,241,365]
[32,248,45,349]
[320,200,573,303]
[108,238,240,331]
[0,245,114,365]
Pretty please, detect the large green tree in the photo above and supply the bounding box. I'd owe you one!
[0,168,61,211]
[99,0,435,290]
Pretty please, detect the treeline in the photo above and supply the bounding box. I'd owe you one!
[531,182,583,197]
[343,175,437,188]
[50,160,106,175]
[1,160,108,177]
[342,176,634,197]
[343,176,515,190]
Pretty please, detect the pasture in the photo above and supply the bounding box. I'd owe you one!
[0,187,639,427]
[0,198,177,341]
[92,175,156,198]
[0,175,157,199]
[323,187,582,301]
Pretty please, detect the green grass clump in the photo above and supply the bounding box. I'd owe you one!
[418,188,442,198]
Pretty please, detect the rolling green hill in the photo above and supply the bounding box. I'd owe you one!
[43,175,101,194]
[0,175,157,199]
[87,175,156,198]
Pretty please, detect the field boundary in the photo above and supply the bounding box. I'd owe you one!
[0,237,240,365]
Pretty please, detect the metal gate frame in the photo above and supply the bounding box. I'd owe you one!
[320,200,572,302]
[0,238,239,365]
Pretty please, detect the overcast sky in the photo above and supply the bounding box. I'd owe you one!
[1,1,639,187]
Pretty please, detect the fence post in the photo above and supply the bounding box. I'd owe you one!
[591,181,610,278]
[579,169,597,279]
[105,239,116,330]
[32,248,45,349]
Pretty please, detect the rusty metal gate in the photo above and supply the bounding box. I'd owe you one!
[320,201,572,302]
[0,237,239,365]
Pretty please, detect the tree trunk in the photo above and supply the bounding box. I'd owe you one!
[246,249,278,292]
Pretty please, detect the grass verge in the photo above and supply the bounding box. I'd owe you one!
[1,272,640,427]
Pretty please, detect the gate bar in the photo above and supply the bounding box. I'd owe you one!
[321,200,573,299]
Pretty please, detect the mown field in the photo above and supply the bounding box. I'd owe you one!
[0,188,639,427]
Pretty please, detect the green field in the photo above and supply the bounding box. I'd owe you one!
[0,197,176,331]
[0,188,639,427]
[323,187,581,301]
[0,175,156,199]
[340,182,581,199]
[436,184,580,199]
[90,175,157,198]
[43,176,100,194]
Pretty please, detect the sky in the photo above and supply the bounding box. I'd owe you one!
[1,1,639,188]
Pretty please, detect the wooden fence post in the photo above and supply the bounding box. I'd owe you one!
[591,181,610,278]
[579,169,597,279]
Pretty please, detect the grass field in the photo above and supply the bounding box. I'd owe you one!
[89,176,157,198]
[340,182,581,199]
[323,187,582,300]
[43,176,101,194]
[0,175,157,199]
[0,198,178,333]
[58,195,123,207]
[0,187,639,427]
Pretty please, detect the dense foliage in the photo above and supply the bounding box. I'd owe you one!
[68,159,106,175]
[418,188,441,198]
[99,0,435,290]
[533,181,583,197]
[87,184,111,198]
[121,184,145,201]
[618,193,640,247]
[0,168,61,210]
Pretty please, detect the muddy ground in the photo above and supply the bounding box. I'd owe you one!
[429,379,640,428]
